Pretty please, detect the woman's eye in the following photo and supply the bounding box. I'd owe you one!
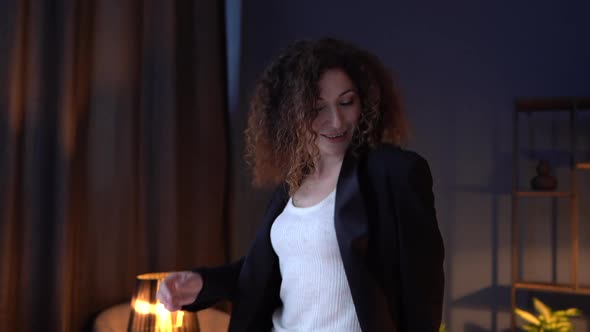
[315,106,326,112]
[340,99,354,106]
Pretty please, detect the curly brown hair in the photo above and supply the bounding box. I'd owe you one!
[245,38,408,195]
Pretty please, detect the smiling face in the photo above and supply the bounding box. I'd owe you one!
[312,68,361,159]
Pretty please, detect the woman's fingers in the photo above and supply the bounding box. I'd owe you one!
[156,271,202,312]
[173,293,198,307]
[157,274,179,310]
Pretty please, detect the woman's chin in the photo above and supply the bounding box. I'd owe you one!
[318,143,350,159]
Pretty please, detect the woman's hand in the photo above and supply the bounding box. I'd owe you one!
[156,271,203,312]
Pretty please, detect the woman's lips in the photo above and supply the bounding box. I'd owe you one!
[320,131,348,143]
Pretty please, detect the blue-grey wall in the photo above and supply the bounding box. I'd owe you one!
[226,1,590,331]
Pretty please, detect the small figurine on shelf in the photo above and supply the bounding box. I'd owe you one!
[531,160,557,191]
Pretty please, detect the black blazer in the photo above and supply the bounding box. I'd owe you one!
[183,144,445,332]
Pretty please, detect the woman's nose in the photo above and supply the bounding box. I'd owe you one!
[329,108,343,128]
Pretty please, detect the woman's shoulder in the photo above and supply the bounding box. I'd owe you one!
[361,143,433,188]
[366,143,428,170]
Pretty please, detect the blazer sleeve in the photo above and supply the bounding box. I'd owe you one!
[395,156,445,331]
[181,257,244,311]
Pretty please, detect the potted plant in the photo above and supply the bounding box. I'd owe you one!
[514,297,580,331]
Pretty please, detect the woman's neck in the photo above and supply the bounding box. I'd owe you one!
[293,154,344,206]
[308,154,344,181]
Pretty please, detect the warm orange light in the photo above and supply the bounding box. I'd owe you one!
[134,300,152,314]
[133,300,185,330]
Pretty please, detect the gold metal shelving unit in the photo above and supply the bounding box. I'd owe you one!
[510,97,590,331]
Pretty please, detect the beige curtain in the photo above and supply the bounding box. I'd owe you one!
[0,0,230,330]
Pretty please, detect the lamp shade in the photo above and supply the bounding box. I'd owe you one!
[127,272,200,332]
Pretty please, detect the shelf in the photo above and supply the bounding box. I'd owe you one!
[514,282,590,296]
[515,191,572,198]
[515,97,590,112]
[510,96,590,332]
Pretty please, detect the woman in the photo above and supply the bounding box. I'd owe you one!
[157,38,444,332]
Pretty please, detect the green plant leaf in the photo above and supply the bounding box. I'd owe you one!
[515,308,541,325]
[554,308,580,317]
[533,298,552,321]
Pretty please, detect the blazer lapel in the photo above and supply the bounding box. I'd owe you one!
[231,186,289,331]
[336,151,396,332]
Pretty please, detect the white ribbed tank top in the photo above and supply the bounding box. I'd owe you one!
[270,189,361,332]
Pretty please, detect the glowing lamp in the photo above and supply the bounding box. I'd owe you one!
[127,272,200,332]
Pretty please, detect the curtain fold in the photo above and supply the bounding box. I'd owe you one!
[0,0,229,330]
